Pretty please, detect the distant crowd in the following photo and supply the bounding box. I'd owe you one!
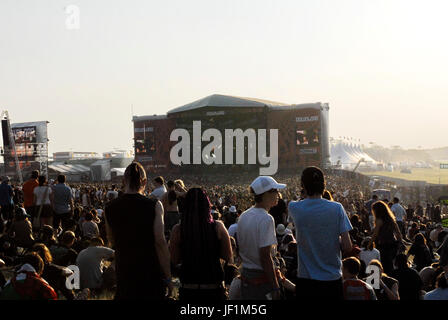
[0,164,447,300]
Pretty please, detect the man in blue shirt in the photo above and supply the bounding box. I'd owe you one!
[52,174,74,230]
[288,166,353,300]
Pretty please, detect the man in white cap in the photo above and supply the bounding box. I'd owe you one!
[237,176,286,300]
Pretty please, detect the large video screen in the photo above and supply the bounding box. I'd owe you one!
[13,126,37,144]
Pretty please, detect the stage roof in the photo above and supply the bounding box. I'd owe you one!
[167,94,288,114]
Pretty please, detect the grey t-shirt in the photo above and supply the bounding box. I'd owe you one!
[76,246,115,289]
[53,183,73,214]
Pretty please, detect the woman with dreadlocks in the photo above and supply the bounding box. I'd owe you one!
[169,187,233,301]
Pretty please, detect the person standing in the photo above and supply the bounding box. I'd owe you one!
[391,197,408,241]
[288,166,353,300]
[169,188,233,301]
[237,176,287,300]
[52,175,74,231]
[22,170,39,225]
[150,176,167,200]
[33,176,53,229]
[370,201,404,275]
[364,194,378,231]
[105,162,172,299]
[0,176,14,225]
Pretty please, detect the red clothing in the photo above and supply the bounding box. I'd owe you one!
[8,271,58,300]
[23,179,39,207]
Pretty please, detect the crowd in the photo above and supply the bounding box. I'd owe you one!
[0,162,447,301]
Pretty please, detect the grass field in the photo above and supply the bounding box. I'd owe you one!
[365,167,448,185]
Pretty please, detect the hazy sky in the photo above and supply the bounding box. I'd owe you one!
[1,0,447,155]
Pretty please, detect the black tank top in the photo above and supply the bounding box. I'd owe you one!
[179,221,224,284]
[105,193,163,299]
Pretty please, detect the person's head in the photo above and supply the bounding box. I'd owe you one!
[167,180,175,190]
[372,201,396,225]
[31,170,39,180]
[394,253,409,269]
[85,212,94,221]
[369,259,385,276]
[342,257,361,279]
[361,237,374,251]
[61,231,76,247]
[301,166,325,197]
[411,222,418,229]
[435,272,448,289]
[38,175,47,186]
[14,206,30,221]
[393,197,400,204]
[31,243,53,265]
[174,179,185,189]
[123,162,147,193]
[250,176,286,209]
[89,237,104,247]
[322,189,333,201]
[154,176,164,187]
[414,233,427,246]
[372,194,378,201]
[39,225,56,242]
[22,252,44,275]
[57,174,66,184]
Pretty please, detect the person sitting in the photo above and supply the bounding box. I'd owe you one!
[50,231,78,267]
[81,211,100,239]
[76,237,115,296]
[0,252,58,300]
[424,272,448,300]
[342,257,377,300]
[8,207,35,249]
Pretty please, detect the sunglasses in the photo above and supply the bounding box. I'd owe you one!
[267,189,279,194]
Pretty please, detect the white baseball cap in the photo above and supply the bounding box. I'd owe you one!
[229,206,237,213]
[250,176,286,195]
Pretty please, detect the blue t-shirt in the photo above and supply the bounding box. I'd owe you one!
[53,183,73,214]
[288,198,353,281]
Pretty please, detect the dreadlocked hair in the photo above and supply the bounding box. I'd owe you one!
[180,188,222,277]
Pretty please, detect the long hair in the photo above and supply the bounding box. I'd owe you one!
[372,201,396,225]
[180,188,215,261]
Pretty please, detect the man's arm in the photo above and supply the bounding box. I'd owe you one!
[215,220,233,264]
[169,224,181,265]
[259,245,279,293]
[104,208,114,248]
[153,200,171,280]
[340,231,353,255]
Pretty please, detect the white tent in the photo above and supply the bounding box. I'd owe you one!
[330,139,377,170]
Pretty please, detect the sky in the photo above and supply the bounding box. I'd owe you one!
[1,0,447,155]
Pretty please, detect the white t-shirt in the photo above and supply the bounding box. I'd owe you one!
[106,190,119,200]
[33,186,52,206]
[150,186,167,200]
[359,248,381,266]
[391,203,406,222]
[236,207,277,271]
